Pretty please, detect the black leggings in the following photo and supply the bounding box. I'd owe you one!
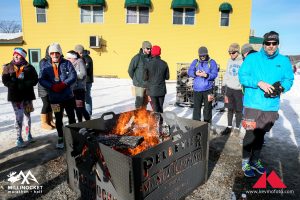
[41,96,52,114]
[150,96,165,113]
[74,89,90,122]
[243,129,266,161]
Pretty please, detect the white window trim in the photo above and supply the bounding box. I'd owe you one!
[220,11,230,27]
[126,6,150,24]
[36,7,47,23]
[172,8,195,25]
[80,5,104,24]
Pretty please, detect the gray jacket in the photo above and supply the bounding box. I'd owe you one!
[72,58,86,91]
[222,55,243,90]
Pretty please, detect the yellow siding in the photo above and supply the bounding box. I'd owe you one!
[1,0,251,79]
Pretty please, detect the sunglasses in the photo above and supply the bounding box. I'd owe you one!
[264,41,278,46]
[228,51,237,55]
[146,48,151,50]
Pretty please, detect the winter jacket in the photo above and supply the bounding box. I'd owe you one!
[2,63,38,102]
[82,50,93,83]
[38,51,51,97]
[128,49,151,88]
[239,48,294,111]
[39,58,77,104]
[222,55,243,90]
[72,58,87,91]
[187,58,218,92]
[144,56,170,96]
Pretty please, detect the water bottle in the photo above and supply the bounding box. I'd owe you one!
[230,192,236,200]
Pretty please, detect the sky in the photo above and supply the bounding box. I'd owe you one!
[0,0,299,55]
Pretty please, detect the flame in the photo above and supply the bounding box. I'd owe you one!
[113,109,160,156]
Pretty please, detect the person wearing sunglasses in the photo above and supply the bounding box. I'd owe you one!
[2,48,38,148]
[221,43,244,136]
[128,41,152,109]
[187,46,218,126]
[238,31,294,177]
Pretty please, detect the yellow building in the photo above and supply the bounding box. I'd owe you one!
[0,0,251,79]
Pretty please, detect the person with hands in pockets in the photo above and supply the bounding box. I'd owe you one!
[2,47,38,148]
[188,46,218,124]
[39,43,77,149]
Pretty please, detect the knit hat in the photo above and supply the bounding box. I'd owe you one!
[241,43,254,55]
[13,47,27,59]
[74,44,84,53]
[198,46,208,56]
[263,31,279,44]
[151,45,161,57]
[142,41,152,49]
[228,43,240,53]
[48,43,62,55]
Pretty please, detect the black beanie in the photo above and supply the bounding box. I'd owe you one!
[263,31,279,44]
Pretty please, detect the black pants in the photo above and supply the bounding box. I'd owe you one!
[193,89,213,123]
[242,129,266,161]
[225,88,243,128]
[53,98,76,138]
[41,96,52,114]
[74,89,90,122]
[150,96,165,113]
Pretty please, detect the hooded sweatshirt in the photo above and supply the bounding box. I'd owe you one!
[222,55,243,90]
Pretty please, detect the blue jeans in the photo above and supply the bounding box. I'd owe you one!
[85,83,93,116]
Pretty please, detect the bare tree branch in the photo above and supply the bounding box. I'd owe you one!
[0,20,22,33]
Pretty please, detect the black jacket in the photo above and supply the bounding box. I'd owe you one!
[38,52,51,97]
[82,50,93,83]
[128,49,151,88]
[144,56,170,96]
[2,63,38,102]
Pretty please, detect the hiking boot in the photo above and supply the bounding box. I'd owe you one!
[16,138,26,148]
[27,133,35,143]
[221,127,232,135]
[250,160,266,174]
[242,161,256,177]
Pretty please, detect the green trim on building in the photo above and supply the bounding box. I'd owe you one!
[125,0,151,7]
[249,36,264,44]
[78,0,105,6]
[33,0,48,8]
[171,0,197,9]
[219,2,232,12]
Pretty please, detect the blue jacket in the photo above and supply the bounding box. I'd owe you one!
[39,58,77,104]
[239,48,294,111]
[188,59,218,92]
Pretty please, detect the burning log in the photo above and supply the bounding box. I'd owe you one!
[97,135,144,149]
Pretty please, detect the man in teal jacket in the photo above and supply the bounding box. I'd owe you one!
[238,31,294,177]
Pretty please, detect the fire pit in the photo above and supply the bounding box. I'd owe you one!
[64,110,209,200]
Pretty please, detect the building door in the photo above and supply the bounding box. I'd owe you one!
[28,49,41,73]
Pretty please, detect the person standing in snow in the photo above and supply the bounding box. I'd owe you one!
[221,43,244,135]
[238,31,294,177]
[128,41,152,109]
[187,46,218,124]
[2,48,38,148]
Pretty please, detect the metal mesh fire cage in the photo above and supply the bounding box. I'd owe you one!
[176,62,224,108]
[64,110,209,200]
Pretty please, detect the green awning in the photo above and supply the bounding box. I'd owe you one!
[219,2,232,12]
[249,36,264,44]
[171,0,197,9]
[78,0,105,6]
[125,0,151,7]
[33,0,48,7]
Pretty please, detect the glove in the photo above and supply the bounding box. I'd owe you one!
[51,82,67,93]
[264,81,284,98]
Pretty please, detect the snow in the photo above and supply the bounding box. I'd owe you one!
[0,74,299,151]
[0,32,22,40]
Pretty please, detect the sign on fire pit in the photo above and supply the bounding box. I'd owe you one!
[64,110,209,200]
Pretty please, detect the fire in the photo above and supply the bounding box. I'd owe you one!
[113,109,160,156]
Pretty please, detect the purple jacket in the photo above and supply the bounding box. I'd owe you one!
[188,59,218,92]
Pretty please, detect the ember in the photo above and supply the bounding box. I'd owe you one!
[113,109,163,156]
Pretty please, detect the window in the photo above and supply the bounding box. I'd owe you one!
[81,6,103,23]
[126,7,149,24]
[173,8,195,25]
[36,7,46,23]
[220,11,230,26]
